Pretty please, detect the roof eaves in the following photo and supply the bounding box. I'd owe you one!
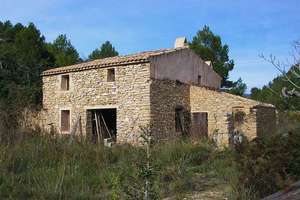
[41,58,150,76]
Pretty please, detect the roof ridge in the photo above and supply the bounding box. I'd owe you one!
[42,46,189,76]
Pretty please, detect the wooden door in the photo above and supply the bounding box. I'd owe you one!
[191,112,208,138]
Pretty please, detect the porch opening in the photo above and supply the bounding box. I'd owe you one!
[88,108,117,144]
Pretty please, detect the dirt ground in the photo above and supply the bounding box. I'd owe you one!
[164,173,229,200]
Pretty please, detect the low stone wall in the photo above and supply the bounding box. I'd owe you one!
[147,79,276,146]
[190,86,275,145]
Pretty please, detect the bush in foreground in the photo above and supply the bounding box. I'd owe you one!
[0,133,219,199]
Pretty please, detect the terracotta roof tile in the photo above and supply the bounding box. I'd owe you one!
[42,47,188,76]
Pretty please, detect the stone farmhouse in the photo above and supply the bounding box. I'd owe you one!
[41,37,276,146]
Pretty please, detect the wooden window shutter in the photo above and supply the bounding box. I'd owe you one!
[61,110,70,132]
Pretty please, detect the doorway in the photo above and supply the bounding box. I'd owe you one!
[89,108,117,144]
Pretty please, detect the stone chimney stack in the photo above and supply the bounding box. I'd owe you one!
[174,37,188,48]
[205,61,212,67]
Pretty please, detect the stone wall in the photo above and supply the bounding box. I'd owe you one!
[42,63,152,145]
[42,60,276,146]
[20,108,48,132]
[148,79,276,145]
[149,79,191,140]
[190,86,275,145]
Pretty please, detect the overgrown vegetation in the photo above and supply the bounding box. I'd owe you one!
[0,131,221,199]
[1,113,299,199]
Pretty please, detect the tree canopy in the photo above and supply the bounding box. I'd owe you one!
[190,25,235,87]
[251,65,300,110]
[0,22,81,105]
[88,41,118,60]
[0,21,54,104]
[47,34,80,67]
[190,25,246,95]
[228,78,247,96]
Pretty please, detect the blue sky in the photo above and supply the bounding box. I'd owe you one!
[1,0,300,92]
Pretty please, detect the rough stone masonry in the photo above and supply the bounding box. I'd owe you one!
[40,38,276,146]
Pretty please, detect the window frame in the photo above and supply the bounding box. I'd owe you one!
[175,106,184,132]
[60,74,70,91]
[107,68,116,82]
[197,75,202,85]
[60,109,71,133]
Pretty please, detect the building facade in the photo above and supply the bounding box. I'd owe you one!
[41,38,276,145]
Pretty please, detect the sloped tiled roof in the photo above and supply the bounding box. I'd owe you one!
[42,47,189,76]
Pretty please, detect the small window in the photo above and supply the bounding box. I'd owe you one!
[175,107,184,132]
[198,75,202,85]
[61,75,70,91]
[107,68,115,82]
[61,110,70,132]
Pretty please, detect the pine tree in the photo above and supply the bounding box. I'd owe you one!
[0,21,54,104]
[190,25,235,88]
[190,25,247,95]
[47,34,80,67]
[88,41,118,60]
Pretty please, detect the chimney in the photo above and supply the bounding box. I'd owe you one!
[205,61,212,67]
[174,37,188,48]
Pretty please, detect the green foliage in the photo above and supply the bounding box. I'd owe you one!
[88,41,119,60]
[0,21,81,106]
[228,78,247,96]
[0,133,219,199]
[47,34,80,67]
[190,25,235,88]
[234,129,300,198]
[1,124,299,199]
[0,21,54,105]
[251,66,300,110]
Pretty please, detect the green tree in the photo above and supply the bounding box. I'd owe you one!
[251,41,300,110]
[88,41,118,60]
[250,66,300,110]
[229,78,247,96]
[190,25,235,88]
[47,34,80,67]
[0,21,54,104]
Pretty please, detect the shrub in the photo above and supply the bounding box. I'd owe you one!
[0,133,219,199]
[233,128,300,198]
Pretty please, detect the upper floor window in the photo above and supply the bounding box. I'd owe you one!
[61,75,70,91]
[107,68,115,82]
[198,75,202,85]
